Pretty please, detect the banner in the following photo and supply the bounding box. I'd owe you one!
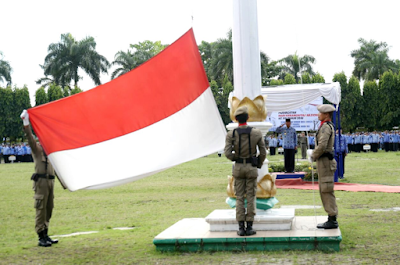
[267,97,323,131]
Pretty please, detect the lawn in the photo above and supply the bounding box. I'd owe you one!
[0,150,399,264]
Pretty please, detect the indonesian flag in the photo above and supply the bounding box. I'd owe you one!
[28,29,226,191]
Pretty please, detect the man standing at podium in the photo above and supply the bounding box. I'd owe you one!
[275,119,297,173]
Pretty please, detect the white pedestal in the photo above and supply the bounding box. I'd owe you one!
[205,209,295,232]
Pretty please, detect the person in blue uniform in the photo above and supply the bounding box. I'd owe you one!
[308,133,315,149]
[335,129,347,177]
[362,132,370,152]
[389,131,394,151]
[383,131,390,152]
[3,145,10,163]
[26,144,33,162]
[275,118,297,173]
[269,135,278,155]
[370,131,380,152]
[348,133,354,153]
[393,132,399,152]
[354,133,362,153]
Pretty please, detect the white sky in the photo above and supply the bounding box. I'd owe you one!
[2,0,400,106]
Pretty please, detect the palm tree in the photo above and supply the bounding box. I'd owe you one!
[36,64,72,88]
[111,41,166,80]
[260,52,282,86]
[209,30,233,84]
[279,52,316,83]
[42,33,110,87]
[206,29,278,86]
[0,52,12,85]
[351,38,397,81]
[111,51,139,79]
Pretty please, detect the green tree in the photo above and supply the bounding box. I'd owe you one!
[284,74,296,84]
[210,75,233,125]
[0,52,12,85]
[198,40,214,80]
[379,71,400,128]
[333,72,351,131]
[0,87,14,140]
[12,86,31,140]
[301,73,312,84]
[279,52,316,83]
[0,86,31,141]
[47,83,63,102]
[70,86,83,95]
[351,38,398,81]
[261,54,282,86]
[362,80,380,130]
[111,41,167,80]
[130,40,166,56]
[348,76,363,131]
[111,50,137,79]
[36,65,57,88]
[0,87,10,138]
[269,79,284,86]
[42,33,110,87]
[35,87,48,106]
[209,30,234,85]
[62,86,70,97]
[312,73,325,83]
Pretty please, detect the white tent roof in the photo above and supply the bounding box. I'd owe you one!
[261,82,341,112]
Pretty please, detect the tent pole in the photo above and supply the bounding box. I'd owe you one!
[333,104,339,182]
[337,105,343,180]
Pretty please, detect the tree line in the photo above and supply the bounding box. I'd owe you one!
[1,31,399,141]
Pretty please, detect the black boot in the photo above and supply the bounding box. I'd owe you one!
[317,215,339,229]
[246,221,257,236]
[38,231,52,247]
[44,229,59,244]
[237,221,246,236]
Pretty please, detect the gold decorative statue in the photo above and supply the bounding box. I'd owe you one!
[227,174,277,199]
[230,95,267,122]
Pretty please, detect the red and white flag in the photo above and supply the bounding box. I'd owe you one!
[28,29,226,191]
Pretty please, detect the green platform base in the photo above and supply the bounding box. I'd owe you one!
[154,216,341,252]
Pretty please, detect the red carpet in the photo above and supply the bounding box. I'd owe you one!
[275,178,400,193]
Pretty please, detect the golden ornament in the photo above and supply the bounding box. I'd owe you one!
[230,95,267,122]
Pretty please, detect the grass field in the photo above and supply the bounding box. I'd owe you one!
[1,150,400,264]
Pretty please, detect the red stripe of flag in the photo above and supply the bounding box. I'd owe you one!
[29,28,209,155]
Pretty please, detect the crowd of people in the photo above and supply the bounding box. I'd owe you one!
[0,143,33,163]
[265,130,400,156]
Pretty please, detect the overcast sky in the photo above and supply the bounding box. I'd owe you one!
[2,0,399,106]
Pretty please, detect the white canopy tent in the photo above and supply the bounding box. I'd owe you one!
[261,82,341,112]
[258,82,343,181]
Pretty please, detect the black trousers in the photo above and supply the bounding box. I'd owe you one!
[283,149,295,172]
[371,143,378,152]
[394,143,399,151]
[270,147,276,156]
[384,142,390,152]
[356,143,362,152]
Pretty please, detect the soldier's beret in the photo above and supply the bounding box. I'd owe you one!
[317,104,335,113]
[234,106,248,116]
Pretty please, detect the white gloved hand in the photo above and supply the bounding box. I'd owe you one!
[307,149,314,163]
[20,109,30,126]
